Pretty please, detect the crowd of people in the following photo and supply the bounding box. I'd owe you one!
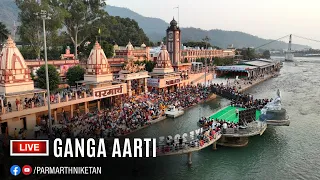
[199,117,240,132]
[1,86,92,113]
[211,83,271,110]
[35,84,213,139]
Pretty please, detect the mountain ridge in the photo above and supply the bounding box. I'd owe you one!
[0,0,309,50]
[104,5,309,50]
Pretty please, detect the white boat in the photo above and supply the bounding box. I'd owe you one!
[165,105,184,118]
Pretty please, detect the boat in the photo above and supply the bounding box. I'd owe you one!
[165,105,184,118]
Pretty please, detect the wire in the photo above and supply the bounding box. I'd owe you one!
[254,34,290,49]
[293,34,320,43]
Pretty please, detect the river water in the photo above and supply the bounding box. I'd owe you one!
[47,57,320,180]
[126,57,320,180]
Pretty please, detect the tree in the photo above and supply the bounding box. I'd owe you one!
[241,48,257,60]
[262,50,271,59]
[16,0,64,59]
[52,0,107,59]
[202,36,211,49]
[0,22,9,43]
[36,64,60,91]
[78,37,114,60]
[66,65,85,86]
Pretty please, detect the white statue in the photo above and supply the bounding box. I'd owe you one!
[262,89,281,114]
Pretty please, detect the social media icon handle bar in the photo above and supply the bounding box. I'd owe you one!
[22,165,33,175]
[10,165,21,176]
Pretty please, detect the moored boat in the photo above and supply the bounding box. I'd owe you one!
[165,105,184,118]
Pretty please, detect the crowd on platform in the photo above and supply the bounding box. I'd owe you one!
[210,83,271,110]
[34,84,212,139]
[198,117,239,131]
[1,86,92,113]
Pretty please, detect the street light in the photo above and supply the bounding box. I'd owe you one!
[36,10,52,137]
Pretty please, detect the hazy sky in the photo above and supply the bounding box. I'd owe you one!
[106,0,320,49]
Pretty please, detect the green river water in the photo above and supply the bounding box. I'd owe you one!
[49,57,320,180]
[126,57,320,180]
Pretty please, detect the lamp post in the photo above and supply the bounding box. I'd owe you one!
[36,10,52,137]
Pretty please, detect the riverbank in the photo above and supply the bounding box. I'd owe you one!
[120,74,273,137]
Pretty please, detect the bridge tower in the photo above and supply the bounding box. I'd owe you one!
[285,34,294,62]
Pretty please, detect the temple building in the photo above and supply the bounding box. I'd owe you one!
[147,43,182,92]
[117,58,150,97]
[0,39,127,135]
[166,17,236,71]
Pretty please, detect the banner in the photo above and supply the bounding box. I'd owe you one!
[93,85,125,99]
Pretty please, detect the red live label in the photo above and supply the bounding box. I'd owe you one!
[10,140,49,156]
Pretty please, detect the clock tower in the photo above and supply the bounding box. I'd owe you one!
[166,18,181,66]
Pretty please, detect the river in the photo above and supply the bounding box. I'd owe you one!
[48,57,320,180]
[124,57,320,180]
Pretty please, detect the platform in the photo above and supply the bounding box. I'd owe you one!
[209,106,261,123]
[157,134,222,156]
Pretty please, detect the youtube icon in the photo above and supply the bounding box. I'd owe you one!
[22,165,32,175]
[10,140,49,156]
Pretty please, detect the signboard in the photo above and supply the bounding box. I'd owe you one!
[147,78,160,87]
[93,85,125,99]
[165,78,180,86]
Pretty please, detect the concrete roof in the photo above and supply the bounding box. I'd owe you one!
[216,65,256,72]
[241,60,274,67]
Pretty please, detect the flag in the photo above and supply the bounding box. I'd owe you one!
[98,28,101,34]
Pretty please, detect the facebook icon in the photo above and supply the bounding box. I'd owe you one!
[10,165,21,176]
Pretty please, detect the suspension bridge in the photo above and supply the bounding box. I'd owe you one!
[253,34,320,62]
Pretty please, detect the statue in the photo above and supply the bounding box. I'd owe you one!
[138,64,146,71]
[262,89,281,114]
[123,59,145,73]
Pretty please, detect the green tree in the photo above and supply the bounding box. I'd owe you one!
[52,0,107,59]
[262,50,271,59]
[36,64,60,91]
[202,36,211,49]
[0,22,9,43]
[241,48,257,60]
[66,65,85,86]
[16,0,64,59]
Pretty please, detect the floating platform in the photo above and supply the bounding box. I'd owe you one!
[204,106,267,147]
[261,108,290,126]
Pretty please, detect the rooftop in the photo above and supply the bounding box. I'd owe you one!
[209,106,261,123]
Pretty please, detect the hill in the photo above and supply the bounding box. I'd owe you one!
[104,5,309,50]
[0,1,310,50]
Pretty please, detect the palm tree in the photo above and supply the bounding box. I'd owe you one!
[202,36,211,49]
[0,22,9,43]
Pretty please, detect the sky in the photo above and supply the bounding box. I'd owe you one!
[106,0,320,49]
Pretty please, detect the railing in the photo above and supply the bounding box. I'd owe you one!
[157,132,221,155]
[1,90,93,115]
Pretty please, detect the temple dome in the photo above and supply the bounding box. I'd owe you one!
[86,41,111,75]
[126,41,134,50]
[141,43,146,48]
[155,42,173,69]
[170,18,178,27]
[0,36,33,93]
[0,36,28,70]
